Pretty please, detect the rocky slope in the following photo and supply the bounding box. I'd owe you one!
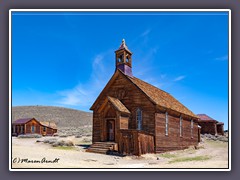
[12,105,92,128]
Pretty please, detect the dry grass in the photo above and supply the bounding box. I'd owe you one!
[168,155,211,164]
[12,137,228,168]
[159,153,177,159]
[206,140,228,148]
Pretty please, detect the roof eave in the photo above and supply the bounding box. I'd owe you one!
[156,105,198,119]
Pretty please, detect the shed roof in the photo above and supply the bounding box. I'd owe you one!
[197,114,215,121]
[197,114,221,123]
[40,121,57,129]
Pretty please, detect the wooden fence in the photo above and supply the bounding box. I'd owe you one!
[118,129,154,156]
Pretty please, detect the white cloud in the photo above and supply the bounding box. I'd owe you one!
[57,84,92,106]
[55,52,112,110]
[215,55,228,61]
[141,29,151,37]
[174,75,186,81]
[92,54,104,69]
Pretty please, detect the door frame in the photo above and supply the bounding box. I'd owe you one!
[106,118,116,142]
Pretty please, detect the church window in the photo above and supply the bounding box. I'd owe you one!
[136,108,142,130]
[165,112,169,136]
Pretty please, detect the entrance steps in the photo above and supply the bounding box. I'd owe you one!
[86,142,118,154]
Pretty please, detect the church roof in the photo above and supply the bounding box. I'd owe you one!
[107,96,130,114]
[91,69,198,118]
[122,71,197,118]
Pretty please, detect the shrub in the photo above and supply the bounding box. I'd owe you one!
[43,138,57,144]
[82,137,92,143]
[75,135,82,138]
[51,139,74,147]
[64,140,74,146]
[59,135,68,138]
[18,134,42,138]
[53,133,59,137]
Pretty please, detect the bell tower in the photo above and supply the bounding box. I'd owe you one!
[115,39,133,76]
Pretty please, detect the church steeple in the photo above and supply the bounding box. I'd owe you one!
[115,39,133,76]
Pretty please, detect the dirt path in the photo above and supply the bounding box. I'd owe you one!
[11,137,228,169]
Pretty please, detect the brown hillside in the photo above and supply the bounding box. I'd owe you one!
[12,106,92,128]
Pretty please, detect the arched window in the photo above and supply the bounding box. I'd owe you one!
[136,108,142,130]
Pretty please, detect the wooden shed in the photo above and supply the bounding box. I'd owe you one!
[12,118,57,136]
[87,40,200,156]
[197,114,224,136]
[40,121,58,136]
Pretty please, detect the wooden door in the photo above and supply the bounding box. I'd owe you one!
[107,120,115,141]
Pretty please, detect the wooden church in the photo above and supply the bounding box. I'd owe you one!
[88,40,200,155]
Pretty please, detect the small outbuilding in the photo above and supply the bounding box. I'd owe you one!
[12,118,57,136]
[197,114,224,136]
[40,121,58,136]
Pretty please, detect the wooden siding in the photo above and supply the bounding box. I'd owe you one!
[92,73,156,143]
[155,113,198,152]
[120,116,129,129]
[198,121,217,135]
[92,112,101,142]
[118,129,154,156]
[12,119,57,136]
[91,72,200,155]
[25,119,41,134]
[90,43,201,156]
[216,124,224,135]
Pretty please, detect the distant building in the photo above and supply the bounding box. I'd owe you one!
[12,118,57,136]
[197,114,224,135]
[88,40,200,156]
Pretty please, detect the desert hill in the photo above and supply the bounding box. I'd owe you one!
[12,106,92,128]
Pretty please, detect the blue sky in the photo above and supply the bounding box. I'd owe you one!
[11,11,229,129]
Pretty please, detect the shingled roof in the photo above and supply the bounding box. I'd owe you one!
[123,71,197,118]
[197,114,215,121]
[197,114,219,123]
[107,96,130,114]
[13,118,35,124]
[40,121,57,129]
[91,69,197,118]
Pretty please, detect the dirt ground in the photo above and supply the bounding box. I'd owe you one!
[11,136,229,169]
